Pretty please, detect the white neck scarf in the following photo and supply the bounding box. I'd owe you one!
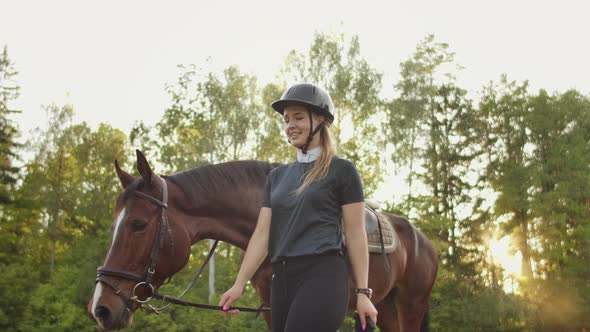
[297,146,322,163]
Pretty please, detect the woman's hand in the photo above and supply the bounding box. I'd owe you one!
[218,284,243,317]
[356,294,378,330]
[218,208,272,318]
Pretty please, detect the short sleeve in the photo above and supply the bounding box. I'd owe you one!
[262,173,272,208]
[338,162,365,205]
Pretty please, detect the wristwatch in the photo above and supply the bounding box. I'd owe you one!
[355,288,373,299]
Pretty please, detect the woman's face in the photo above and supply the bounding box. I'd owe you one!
[283,105,323,149]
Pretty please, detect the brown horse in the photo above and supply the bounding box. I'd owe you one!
[88,150,438,331]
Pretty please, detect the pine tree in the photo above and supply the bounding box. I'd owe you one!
[0,46,21,204]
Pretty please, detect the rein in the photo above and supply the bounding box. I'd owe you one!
[96,176,270,316]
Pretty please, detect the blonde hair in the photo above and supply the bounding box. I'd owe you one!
[296,124,337,194]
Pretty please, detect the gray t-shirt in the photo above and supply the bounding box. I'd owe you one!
[262,157,364,263]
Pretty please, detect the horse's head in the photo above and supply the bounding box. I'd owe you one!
[88,150,192,331]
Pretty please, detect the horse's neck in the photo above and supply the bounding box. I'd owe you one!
[182,187,261,251]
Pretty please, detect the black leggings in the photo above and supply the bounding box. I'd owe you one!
[271,252,350,332]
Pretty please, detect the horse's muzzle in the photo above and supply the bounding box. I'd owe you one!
[89,301,133,331]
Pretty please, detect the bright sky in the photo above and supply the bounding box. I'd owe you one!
[3,0,589,137]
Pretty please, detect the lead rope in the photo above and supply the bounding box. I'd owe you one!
[151,293,271,316]
[151,239,220,312]
[148,238,269,316]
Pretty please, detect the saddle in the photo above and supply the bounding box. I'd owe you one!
[363,201,396,271]
[364,206,397,254]
[342,201,396,271]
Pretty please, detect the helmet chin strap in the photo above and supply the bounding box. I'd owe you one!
[300,109,323,154]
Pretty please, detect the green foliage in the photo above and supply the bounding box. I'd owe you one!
[254,82,294,163]
[388,36,489,300]
[430,266,536,332]
[0,262,41,331]
[472,78,590,329]
[20,266,94,332]
[0,104,129,330]
[477,77,535,278]
[132,65,262,172]
[524,89,590,329]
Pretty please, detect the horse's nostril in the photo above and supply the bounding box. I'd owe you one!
[95,305,111,324]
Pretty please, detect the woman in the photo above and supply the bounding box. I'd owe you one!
[219,83,378,331]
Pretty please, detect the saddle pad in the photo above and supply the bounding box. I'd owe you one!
[366,212,397,254]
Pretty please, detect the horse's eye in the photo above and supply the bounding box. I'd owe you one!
[131,220,148,233]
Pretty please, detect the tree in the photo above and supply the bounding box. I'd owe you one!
[478,76,535,279]
[24,103,129,276]
[253,82,295,163]
[526,89,590,329]
[386,35,523,330]
[0,46,21,204]
[388,35,483,272]
[29,103,81,276]
[18,119,130,331]
[133,65,262,172]
[70,123,129,235]
[196,66,260,163]
[388,34,462,200]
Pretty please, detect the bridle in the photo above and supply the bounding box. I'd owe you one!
[96,175,173,313]
[95,175,269,315]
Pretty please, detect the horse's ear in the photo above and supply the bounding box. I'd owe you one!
[115,159,135,189]
[136,149,154,185]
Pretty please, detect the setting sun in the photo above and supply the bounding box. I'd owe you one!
[489,236,522,293]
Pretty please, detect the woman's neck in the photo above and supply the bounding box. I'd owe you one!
[297,146,322,163]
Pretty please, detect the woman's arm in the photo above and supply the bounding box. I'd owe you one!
[343,202,370,290]
[219,207,272,311]
[234,207,272,288]
[342,202,378,327]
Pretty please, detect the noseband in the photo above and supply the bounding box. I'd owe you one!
[96,176,172,312]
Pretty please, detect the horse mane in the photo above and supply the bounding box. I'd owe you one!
[166,160,281,207]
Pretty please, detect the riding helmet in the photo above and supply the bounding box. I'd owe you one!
[271,83,335,124]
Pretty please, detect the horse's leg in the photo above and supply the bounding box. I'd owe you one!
[252,262,273,330]
[394,216,438,332]
[397,287,430,332]
[374,289,400,332]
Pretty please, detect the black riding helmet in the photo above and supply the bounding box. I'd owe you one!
[271,83,335,125]
[271,83,335,153]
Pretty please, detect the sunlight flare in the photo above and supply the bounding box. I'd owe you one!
[489,236,522,293]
